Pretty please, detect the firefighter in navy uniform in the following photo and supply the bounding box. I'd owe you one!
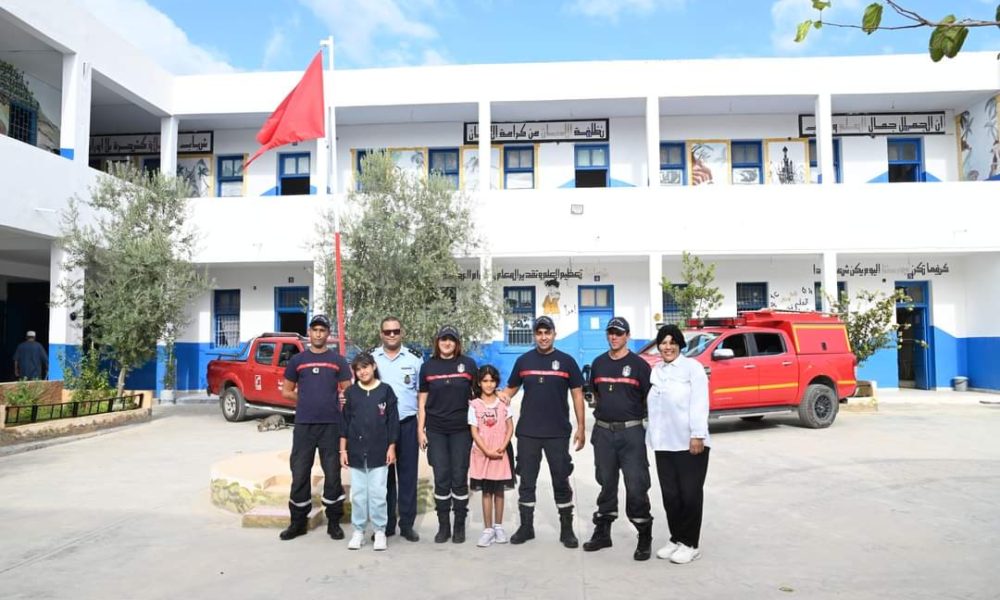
[502,315,586,548]
[582,316,655,560]
[278,315,353,541]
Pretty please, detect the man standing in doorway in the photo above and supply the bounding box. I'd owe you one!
[503,315,586,548]
[373,316,423,542]
[278,315,352,541]
[14,331,48,380]
[582,317,655,561]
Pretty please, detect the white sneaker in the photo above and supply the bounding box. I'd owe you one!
[348,530,365,550]
[669,543,702,564]
[656,541,679,559]
[373,530,387,551]
[477,528,495,547]
[492,524,508,544]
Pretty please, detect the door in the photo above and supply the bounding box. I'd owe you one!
[577,285,614,365]
[273,342,301,406]
[749,332,799,405]
[708,333,759,409]
[252,341,284,404]
[896,281,932,390]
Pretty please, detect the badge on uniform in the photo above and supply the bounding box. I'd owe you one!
[404,374,411,385]
[551,360,560,370]
[312,367,320,374]
[457,363,465,373]
[622,365,631,377]
[378,402,386,416]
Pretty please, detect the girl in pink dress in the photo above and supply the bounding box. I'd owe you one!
[468,365,515,547]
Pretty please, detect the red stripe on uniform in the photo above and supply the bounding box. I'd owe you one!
[296,362,341,372]
[593,376,640,387]
[519,370,570,379]
[425,373,473,382]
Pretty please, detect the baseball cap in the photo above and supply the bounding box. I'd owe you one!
[533,315,555,331]
[436,325,460,340]
[606,317,630,334]
[309,314,332,329]
[26,330,36,338]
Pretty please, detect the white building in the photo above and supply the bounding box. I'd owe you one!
[2,1,999,395]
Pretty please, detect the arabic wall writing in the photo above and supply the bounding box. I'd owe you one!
[813,261,953,280]
[464,119,609,145]
[89,131,214,156]
[799,112,948,138]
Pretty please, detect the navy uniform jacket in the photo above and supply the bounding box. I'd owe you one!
[342,382,400,468]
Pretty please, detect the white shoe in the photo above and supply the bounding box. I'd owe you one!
[373,530,387,551]
[348,530,365,550]
[656,541,679,559]
[477,528,495,547]
[492,524,508,544]
[669,543,702,564]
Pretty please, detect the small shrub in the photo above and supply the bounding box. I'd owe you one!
[63,346,114,403]
[5,380,44,407]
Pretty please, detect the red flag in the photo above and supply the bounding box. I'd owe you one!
[245,51,325,168]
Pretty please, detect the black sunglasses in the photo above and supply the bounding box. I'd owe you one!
[381,328,401,336]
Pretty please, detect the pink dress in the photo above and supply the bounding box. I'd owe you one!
[468,397,514,488]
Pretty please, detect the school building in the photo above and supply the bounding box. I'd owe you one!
[1,1,999,395]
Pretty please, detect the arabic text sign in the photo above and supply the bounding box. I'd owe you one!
[90,131,214,156]
[798,112,946,137]
[464,120,609,144]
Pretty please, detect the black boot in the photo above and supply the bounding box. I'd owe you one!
[509,506,535,545]
[434,511,451,544]
[327,520,344,540]
[452,515,466,544]
[279,520,308,541]
[558,507,579,549]
[633,521,653,561]
[583,518,612,552]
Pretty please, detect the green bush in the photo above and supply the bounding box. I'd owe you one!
[5,379,44,407]
[63,346,114,403]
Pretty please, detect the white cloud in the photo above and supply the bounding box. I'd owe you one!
[567,0,685,20]
[300,0,443,67]
[261,14,302,69]
[78,0,236,74]
[770,0,863,54]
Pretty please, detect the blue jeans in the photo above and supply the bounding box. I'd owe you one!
[350,465,389,532]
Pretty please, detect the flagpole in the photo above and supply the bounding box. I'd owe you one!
[320,36,346,356]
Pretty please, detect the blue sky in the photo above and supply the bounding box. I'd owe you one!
[81,0,1000,74]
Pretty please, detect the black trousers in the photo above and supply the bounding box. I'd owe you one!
[288,423,344,524]
[516,435,574,508]
[386,416,419,532]
[426,429,473,518]
[654,448,710,548]
[592,424,652,525]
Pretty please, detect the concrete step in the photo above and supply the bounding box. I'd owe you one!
[242,505,325,529]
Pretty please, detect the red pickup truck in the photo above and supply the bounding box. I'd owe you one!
[584,310,857,429]
[206,333,356,422]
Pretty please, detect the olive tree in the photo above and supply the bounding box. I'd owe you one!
[316,151,502,350]
[829,288,925,367]
[661,251,724,321]
[58,163,208,396]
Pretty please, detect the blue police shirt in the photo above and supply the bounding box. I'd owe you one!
[373,345,422,420]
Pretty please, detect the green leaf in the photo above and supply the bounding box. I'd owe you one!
[814,20,823,29]
[929,26,946,61]
[945,26,969,58]
[939,14,956,25]
[795,20,813,43]
[862,3,883,34]
[811,0,831,10]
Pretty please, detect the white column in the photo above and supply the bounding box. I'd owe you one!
[60,54,92,163]
[815,93,835,184]
[160,116,179,177]
[478,100,491,193]
[326,38,338,195]
[48,243,83,381]
[648,253,663,332]
[822,251,838,311]
[645,95,660,187]
[313,256,328,314]
[480,254,498,333]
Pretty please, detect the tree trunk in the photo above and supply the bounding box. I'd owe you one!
[116,368,128,398]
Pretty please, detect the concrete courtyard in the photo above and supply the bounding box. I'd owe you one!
[1,392,998,600]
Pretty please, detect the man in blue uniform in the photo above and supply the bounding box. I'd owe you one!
[13,331,48,380]
[582,317,655,560]
[372,316,423,542]
[278,315,353,541]
[502,315,586,548]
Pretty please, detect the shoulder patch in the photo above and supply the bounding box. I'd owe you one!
[406,346,423,358]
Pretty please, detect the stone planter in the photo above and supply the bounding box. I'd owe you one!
[843,379,878,413]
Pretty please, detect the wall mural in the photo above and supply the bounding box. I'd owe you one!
[686,140,730,186]
[177,154,213,197]
[765,139,809,184]
[957,95,1000,181]
[460,146,502,190]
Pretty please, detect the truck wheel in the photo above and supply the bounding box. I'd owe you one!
[740,415,765,422]
[221,386,247,422]
[797,383,838,429]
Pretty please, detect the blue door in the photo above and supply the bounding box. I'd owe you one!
[896,281,932,390]
[578,285,614,365]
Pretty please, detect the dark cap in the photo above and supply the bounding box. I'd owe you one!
[436,325,460,340]
[533,315,555,331]
[606,317,630,334]
[309,314,332,329]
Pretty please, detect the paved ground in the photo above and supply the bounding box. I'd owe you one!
[1,393,999,600]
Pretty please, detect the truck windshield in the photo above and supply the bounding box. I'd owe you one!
[682,332,720,357]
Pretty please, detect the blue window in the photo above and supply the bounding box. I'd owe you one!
[504,146,534,189]
[8,101,37,146]
[662,283,688,325]
[278,152,310,195]
[659,142,685,186]
[814,281,848,310]
[213,290,241,348]
[429,148,460,189]
[731,141,762,185]
[736,282,768,313]
[887,138,924,182]
[274,286,309,334]
[217,155,245,197]
[503,286,535,345]
[808,138,843,183]
[575,144,609,188]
